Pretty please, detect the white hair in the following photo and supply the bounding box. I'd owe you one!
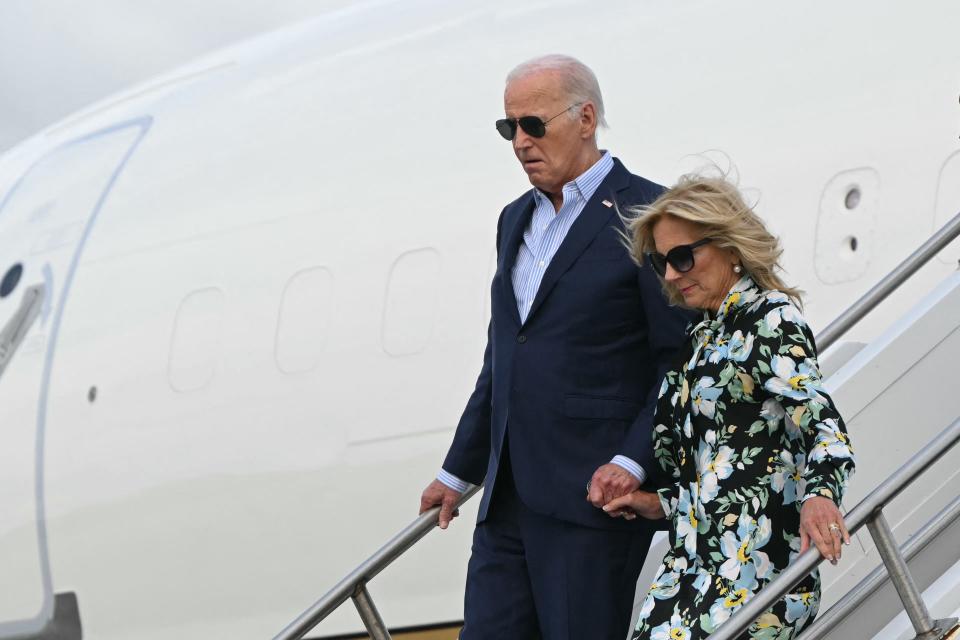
[506,54,608,129]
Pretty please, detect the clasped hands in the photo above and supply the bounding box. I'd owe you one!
[587,463,665,520]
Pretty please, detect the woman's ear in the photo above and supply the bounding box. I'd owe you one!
[728,250,743,273]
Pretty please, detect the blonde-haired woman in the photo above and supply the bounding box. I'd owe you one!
[605,175,855,639]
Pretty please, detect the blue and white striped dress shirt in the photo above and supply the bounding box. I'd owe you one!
[438,152,647,494]
[511,151,614,323]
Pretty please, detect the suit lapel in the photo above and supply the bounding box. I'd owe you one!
[498,193,535,327]
[523,161,631,327]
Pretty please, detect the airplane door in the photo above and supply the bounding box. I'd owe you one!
[0,119,150,637]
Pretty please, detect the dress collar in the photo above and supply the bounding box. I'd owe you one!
[705,275,762,325]
[683,276,759,370]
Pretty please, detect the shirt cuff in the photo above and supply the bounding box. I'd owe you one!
[611,455,647,484]
[437,468,469,493]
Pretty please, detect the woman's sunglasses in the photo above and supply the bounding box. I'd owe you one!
[645,238,713,277]
[495,104,580,141]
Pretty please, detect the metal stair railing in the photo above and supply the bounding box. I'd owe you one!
[272,485,481,640]
[797,493,960,640]
[272,211,960,640]
[709,416,960,640]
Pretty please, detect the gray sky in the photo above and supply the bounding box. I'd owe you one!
[0,0,347,152]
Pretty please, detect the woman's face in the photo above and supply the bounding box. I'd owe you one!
[651,215,742,311]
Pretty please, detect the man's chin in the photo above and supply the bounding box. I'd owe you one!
[525,173,551,191]
[522,164,547,182]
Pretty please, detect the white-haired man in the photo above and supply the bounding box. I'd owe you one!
[419,55,691,639]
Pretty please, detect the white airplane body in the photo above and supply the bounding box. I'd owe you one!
[1,1,958,638]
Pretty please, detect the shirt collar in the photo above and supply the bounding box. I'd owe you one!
[532,151,614,207]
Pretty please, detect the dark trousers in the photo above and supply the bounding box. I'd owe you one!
[460,449,652,640]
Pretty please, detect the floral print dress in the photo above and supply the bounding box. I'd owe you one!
[633,276,855,640]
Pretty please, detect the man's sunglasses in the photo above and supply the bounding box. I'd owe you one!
[495,104,580,141]
[646,238,713,277]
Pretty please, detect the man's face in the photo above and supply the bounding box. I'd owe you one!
[503,71,591,195]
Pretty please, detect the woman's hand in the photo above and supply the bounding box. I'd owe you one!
[602,490,666,520]
[799,496,851,565]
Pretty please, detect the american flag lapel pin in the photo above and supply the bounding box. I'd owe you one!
[602,199,613,208]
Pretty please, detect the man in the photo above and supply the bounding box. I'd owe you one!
[418,55,692,639]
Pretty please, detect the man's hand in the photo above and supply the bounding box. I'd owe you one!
[419,479,462,530]
[586,463,640,509]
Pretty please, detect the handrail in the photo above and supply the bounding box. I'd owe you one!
[817,210,960,352]
[798,493,960,640]
[272,485,481,640]
[708,416,960,640]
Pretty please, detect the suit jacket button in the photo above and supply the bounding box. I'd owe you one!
[517,335,527,344]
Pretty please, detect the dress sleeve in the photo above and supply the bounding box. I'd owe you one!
[748,300,856,507]
[652,372,684,518]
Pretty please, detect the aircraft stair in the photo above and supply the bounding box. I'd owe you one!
[273,212,960,640]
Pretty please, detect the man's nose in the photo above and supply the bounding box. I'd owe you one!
[513,127,533,151]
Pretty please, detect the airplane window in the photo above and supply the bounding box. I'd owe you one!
[275,267,333,374]
[168,288,225,392]
[382,248,441,356]
[0,263,23,298]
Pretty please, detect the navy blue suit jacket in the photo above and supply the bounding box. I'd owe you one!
[443,158,692,530]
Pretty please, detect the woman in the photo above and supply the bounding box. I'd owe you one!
[606,175,855,639]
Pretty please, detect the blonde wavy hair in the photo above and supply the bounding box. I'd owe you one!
[624,174,803,308]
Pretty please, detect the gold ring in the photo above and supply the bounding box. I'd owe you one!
[828,523,841,534]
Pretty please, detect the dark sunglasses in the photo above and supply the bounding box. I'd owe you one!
[495,104,580,141]
[646,238,713,277]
